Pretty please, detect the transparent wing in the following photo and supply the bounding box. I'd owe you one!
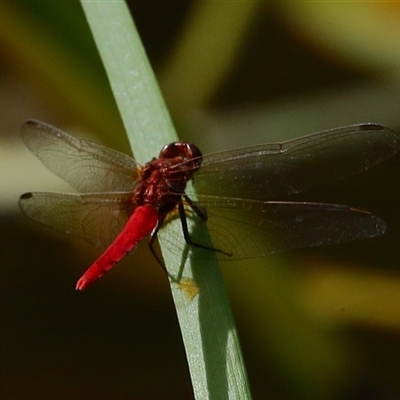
[189,124,400,200]
[21,120,139,193]
[157,196,386,260]
[19,191,136,248]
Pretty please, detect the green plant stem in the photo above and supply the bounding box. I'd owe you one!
[80,1,252,399]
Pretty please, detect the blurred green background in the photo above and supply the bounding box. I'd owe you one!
[2,1,400,399]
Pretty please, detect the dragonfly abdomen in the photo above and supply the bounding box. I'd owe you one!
[76,205,159,290]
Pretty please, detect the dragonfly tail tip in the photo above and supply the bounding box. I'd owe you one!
[76,277,91,291]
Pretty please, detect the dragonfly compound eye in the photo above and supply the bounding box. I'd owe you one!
[159,142,203,169]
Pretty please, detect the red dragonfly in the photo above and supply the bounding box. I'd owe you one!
[19,120,399,290]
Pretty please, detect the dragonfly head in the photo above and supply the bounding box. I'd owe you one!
[159,142,203,172]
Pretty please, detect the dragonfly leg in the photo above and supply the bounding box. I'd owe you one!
[178,202,232,256]
[184,195,207,221]
[148,220,167,272]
